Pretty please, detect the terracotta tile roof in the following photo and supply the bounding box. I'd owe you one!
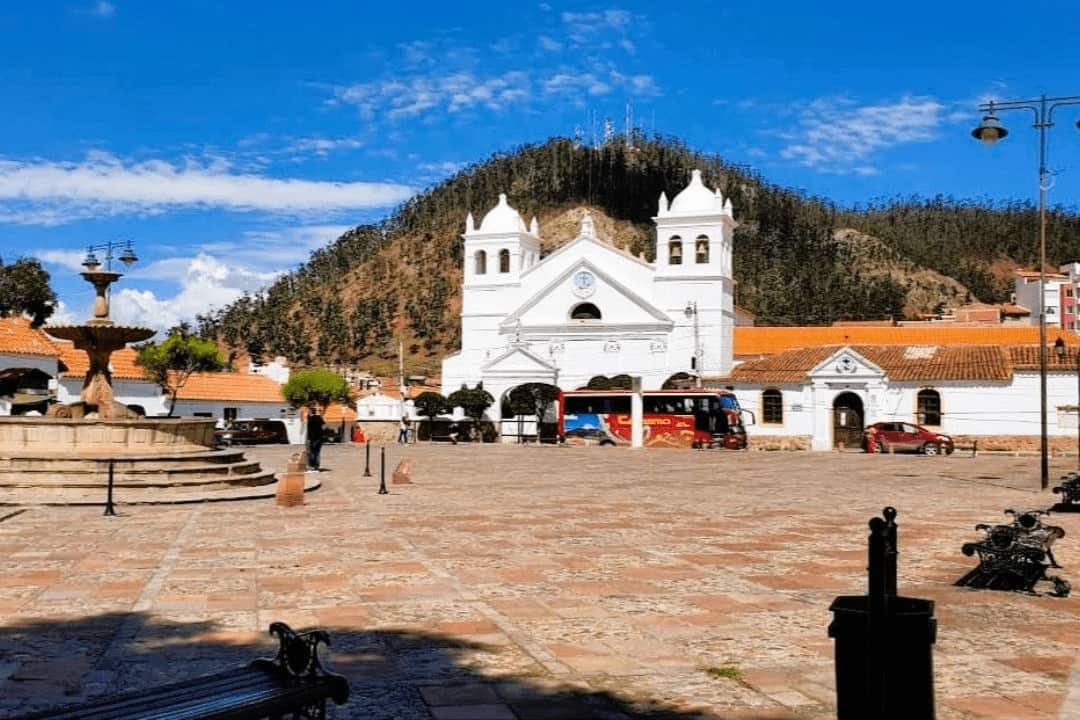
[1007,344,1080,372]
[55,343,146,380]
[728,344,1015,384]
[174,372,285,403]
[0,317,61,358]
[734,325,1064,357]
[1016,269,1068,280]
[1000,304,1030,315]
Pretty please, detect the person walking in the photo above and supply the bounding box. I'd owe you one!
[397,416,409,444]
[306,407,326,471]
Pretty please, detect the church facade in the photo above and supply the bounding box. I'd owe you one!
[441,170,736,414]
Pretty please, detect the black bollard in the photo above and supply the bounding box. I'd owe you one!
[104,459,117,516]
[378,446,388,495]
[828,507,936,719]
[363,440,372,477]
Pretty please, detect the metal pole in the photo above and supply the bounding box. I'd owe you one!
[378,446,388,494]
[363,440,371,477]
[104,459,116,516]
[1076,351,1079,470]
[1038,95,1050,491]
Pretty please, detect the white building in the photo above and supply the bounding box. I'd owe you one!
[728,342,1080,451]
[1014,269,1074,332]
[442,170,736,414]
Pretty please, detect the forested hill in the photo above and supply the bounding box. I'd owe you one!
[195,135,1080,375]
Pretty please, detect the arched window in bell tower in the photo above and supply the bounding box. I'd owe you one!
[499,249,511,273]
[695,235,710,264]
[668,236,683,265]
[474,250,487,275]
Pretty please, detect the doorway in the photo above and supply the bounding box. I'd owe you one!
[832,392,864,449]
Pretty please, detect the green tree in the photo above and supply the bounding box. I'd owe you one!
[413,391,450,441]
[136,332,226,417]
[507,382,561,444]
[0,257,57,327]
[447,382,494,441]
[281,369,351,411]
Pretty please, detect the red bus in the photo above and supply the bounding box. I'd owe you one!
[559,389,749,449]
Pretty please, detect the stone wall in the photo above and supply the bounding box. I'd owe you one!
[951,435,1080,454]
[747,435,812,451]
[0,417,217,454]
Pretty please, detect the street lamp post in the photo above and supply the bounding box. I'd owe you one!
[685,301,702,388]
[82,239,138,271]
[973,94,1080,490]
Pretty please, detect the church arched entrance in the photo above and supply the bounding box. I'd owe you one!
[500,383,560,444]
[832,392,864,449]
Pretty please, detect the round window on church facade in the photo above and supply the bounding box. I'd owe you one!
[570,302,602,320]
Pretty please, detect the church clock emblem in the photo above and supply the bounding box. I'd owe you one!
[572,270,596,298]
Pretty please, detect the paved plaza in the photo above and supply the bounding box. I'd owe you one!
[1,444,1079,719]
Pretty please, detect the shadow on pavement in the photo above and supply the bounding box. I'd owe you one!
[0,611,799,719]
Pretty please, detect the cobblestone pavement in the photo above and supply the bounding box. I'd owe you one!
[1,444,1079,719]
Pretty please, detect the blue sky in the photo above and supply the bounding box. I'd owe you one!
[1,1,1078,331]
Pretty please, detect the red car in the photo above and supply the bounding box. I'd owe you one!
[864,422,954,456]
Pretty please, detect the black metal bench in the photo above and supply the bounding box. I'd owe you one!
[16,622,349,720]
[1052,472,1080,512]
[956,509,1070,597]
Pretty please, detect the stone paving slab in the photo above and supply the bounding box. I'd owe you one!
[0,444,1078,718]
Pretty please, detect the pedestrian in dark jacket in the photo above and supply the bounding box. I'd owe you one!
[306,408,325,471]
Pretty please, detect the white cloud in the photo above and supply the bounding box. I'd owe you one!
[111,253,281,332]
[560,9,632,42]
[0,151,413,226]
[332,70,532,120]
[543,73,611,97]
[285,136,364,156]
[418,161,468,176]
[538,35,562,52]
[779,95,943,174]
[88,1,115,17]
[33,249,87,273]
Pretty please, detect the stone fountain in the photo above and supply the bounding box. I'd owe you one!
[0,249,315,506]
[45,264,155,419]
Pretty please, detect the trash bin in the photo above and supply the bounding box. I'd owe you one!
[829,594,936,720]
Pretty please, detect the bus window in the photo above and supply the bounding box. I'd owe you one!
[719,394,739,410]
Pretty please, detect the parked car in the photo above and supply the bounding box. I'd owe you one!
[864,422,954,455]
[215,419,289,446]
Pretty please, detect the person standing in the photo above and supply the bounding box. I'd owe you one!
[397,416,409,444]
[306,408,326,471]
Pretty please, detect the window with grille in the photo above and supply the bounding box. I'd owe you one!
[762,389,783,424]
[917,389,941,426]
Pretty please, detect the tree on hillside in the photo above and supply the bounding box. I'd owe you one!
[507,382,561,444]
[136,332,226,417]
[447,383,494,441]
[0,257,57,327]
[281,369,350,412]
[413,391,450,441]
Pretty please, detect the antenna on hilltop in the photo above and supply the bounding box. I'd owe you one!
[624,98,633,147]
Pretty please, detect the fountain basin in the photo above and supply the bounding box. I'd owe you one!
[0,417,300,505]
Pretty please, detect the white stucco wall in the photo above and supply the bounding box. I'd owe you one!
[734,370,1080,452]
[57,377,167,415]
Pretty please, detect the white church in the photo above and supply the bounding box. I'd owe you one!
[441,169,736,408]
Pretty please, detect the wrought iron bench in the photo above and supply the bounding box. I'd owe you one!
[1052,472,1080,512]
[956,509,1070,597]
[16,622,349,720]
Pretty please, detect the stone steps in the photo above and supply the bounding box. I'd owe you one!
[0,447,291,504]
[0,473,320,506]
[0,461,265,486]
